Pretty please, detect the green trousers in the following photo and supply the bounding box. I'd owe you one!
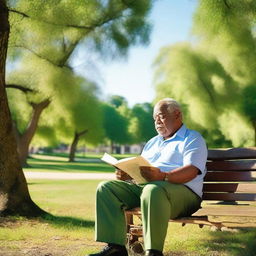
[95,180,201,251]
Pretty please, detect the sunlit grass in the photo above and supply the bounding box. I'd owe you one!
[24,153,136,173]
[2,156,256,256]
[0,179,102,256]
[1,178,256,255]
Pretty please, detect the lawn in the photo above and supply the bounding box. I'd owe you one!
[1,178,255,256]
[23,153,135,173]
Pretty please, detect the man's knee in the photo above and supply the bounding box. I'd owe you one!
[141,183,166,202]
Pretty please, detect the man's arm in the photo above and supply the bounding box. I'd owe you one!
[140,165,199,183]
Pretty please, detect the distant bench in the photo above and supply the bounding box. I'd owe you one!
[125,147,256,251]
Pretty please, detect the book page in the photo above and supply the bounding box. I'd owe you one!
[101,153,153,184]
[116,156,151,184]
[101,153,119,166]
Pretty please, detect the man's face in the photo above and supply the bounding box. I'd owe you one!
[153,103,181,139]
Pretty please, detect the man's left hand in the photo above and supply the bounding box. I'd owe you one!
[140,166,165,182]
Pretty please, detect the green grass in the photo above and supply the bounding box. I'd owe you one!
[24,153,135,173]
[0,179,102,256]
[1,179,256,256]
[1,155,256,256]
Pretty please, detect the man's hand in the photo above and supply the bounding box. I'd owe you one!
[140,166,165,182]
[115,168,132,181]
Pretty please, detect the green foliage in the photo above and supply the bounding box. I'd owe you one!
[241,85,256,123]
[7,88,32,133]
[8,0,153,61]
[102,103,130,144]
[129,103,156,143]
[154,1,256,147]
[109,95,128,108]
[6,0,154,150]
[34,126,59,147]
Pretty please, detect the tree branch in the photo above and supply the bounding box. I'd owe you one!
[77,129,89,137]
[13,44,70,68]
[8,5,126,30]
[9,8,29,18]
[8,1,136,67]
[223,0,230,9]
[6,83,36,93]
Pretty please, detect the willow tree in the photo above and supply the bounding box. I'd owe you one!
[154,0,256,147]
[154,43,240,147]
[1,0,153,216]
[192,0,256,145]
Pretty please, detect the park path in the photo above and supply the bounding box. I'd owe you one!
[24,171,115,180]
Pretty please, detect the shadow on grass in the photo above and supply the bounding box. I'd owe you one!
[201,228,256,256]
[42,214,95,229]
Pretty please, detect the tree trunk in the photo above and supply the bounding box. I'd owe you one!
[16,99,50,167]
[0,1,46,216]
[68,129,88,162]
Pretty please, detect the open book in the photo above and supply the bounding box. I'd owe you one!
[101,153,153,184]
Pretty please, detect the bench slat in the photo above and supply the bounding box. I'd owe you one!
[203,183,256,193]
[204,171,256,181]
[208,148,256,160]
[193,205,256,217]
[202,192,256,201]
[126,206,256,218]
[206,160,256,171]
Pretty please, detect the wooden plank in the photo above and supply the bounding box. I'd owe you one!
[193,206,256,217]
[203,183,256,193]
[172,219,256,228]
[126,206,256,218]
[208,148,256,160]
[204,171,256,181]
[202,192,256,201]
[206,160,256,171]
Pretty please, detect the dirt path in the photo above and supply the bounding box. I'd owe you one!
[24,171,115,180]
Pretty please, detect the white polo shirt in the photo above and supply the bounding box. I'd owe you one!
[141,124,207,197]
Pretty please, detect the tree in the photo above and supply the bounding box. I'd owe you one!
[7,84,50,167]
[154,43,239,147]
[54,77,105,162]
[129,103,156,143]
[192,0,256,146]
[153,0,256,147]
[109,95,128,108]
[1,0,154,216]
[102,103,130,153]
[0,0,45,216]
[6,0,153,164]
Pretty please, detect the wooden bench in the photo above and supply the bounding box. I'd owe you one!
[125,147,256,251]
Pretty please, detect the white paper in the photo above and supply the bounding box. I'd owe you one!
[101,153,152,184]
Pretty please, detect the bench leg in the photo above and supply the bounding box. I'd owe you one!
[126,213,144,255]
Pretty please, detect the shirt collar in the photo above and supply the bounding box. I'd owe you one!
[162,124,187,141]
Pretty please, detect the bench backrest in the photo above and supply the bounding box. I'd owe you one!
[203,148,256,202]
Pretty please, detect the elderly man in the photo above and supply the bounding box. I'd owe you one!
[88,98,207,256]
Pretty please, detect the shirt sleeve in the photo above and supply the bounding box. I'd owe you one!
[183,133,207,174]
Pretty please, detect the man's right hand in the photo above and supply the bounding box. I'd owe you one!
[115,169,132,181]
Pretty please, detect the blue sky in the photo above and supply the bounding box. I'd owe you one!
[76,0,198,107]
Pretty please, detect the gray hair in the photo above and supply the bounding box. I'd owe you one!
[155,98,182,114]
